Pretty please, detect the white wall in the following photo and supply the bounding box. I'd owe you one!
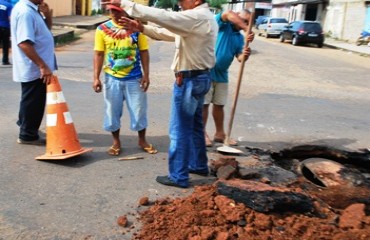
[325,1,366,42]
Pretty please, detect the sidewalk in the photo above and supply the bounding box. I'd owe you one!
[51,15,109,44]
[53,15,109,30]
[50,15,370,56]
[324,37,370,56]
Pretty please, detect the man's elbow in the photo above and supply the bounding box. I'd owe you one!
[94,51,104,57]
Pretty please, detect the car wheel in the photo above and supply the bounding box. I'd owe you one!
[265,33,269,38]
[317,42,323,48]
[280,34,285,42]
[292,36,299,46]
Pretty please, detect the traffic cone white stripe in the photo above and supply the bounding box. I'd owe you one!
[47,91,66,105]
[46,113,58,127]
[63,112,73,124]
[46,112,74,127]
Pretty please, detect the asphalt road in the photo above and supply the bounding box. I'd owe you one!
[0,31,369,239]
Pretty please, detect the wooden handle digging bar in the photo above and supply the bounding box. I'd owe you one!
[225,8,256,146]
[118,156,144,161]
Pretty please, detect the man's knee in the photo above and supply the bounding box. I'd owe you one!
[214,104,225,109]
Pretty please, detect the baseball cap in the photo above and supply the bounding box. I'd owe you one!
[106,4,124,12]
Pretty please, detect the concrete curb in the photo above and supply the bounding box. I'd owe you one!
[52,27,75,45]
[324,40,370,56]
[51,16,109,45]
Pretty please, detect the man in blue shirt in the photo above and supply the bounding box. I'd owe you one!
[0,0,12,65]
[203,9,253,147]
[11,0,57,145]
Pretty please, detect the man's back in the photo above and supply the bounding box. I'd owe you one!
[171,6,217,71]
[211,13,243,83]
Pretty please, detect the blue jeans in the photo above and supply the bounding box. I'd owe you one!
[103,74,147,132]
[168,73,211,187]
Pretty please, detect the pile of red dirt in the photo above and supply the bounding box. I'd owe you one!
[131,183,370,240]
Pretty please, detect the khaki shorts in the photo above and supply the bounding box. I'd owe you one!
[204,82,228,105]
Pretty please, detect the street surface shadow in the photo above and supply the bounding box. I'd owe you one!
[240,138,357,153]
[39,133,170,168]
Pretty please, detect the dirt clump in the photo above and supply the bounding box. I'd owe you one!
[131,184,370,240]
[117,215,128,227]
[138,196,150,206]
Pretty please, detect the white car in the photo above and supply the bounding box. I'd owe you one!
[258,17,288,38]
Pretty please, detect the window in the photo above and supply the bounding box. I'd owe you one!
[303,23,322,32]
[270,18,288,24]
[291,22,300,30]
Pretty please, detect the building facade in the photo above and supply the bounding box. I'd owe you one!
[222,0,369,42]
[270,0,370,42]
[48,0,74,16]
[272,0,325,22]
[324,0,369,40]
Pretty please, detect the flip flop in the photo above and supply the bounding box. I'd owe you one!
[107,146,121,156]
[205,135,213,147]
[142,144,158,154]
[214,138,238,146]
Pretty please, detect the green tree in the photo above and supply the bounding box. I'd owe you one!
[154,0,177,10]
[208,0,228,12]
[154,0,226,12]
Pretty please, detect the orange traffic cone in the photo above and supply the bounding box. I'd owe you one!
[36,75,92,160]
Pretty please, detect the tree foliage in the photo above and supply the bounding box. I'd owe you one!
[154,0,178,10]
[153,0,227,12]
[208,0,228,11]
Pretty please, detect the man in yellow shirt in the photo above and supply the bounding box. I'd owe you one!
[93,4,157,156]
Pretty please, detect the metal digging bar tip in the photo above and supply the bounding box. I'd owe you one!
[217,6,255,155]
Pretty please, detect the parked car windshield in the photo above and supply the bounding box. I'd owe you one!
[303,23,322,31]
[270,18,288,24]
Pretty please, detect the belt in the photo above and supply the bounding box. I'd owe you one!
[175,69,209,78]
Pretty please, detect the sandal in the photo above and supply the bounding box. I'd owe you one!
[107,146,121,156]
[214,137,238,146]
[205,135,213,147]
[142,144,158,154]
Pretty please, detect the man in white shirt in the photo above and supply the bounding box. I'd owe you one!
[105,0,217,188]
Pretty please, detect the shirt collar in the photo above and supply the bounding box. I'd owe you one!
[22,0,38,11]
[110,19,124,29]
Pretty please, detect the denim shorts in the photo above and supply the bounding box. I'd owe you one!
[103,74,147,132]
